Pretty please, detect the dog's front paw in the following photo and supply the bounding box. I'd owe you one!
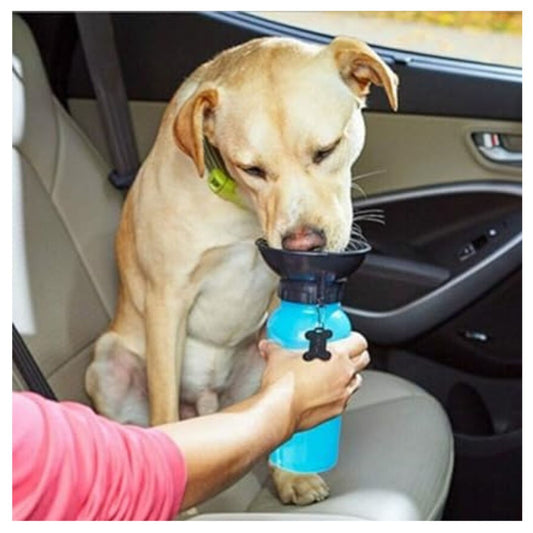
[271,467,330,505]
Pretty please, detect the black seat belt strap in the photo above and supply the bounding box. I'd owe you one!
[12,324,57,401]
[75,13,139,190]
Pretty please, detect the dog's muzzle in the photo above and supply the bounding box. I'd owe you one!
[281,226,327,252]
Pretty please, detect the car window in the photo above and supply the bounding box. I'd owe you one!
[250,11,522,67]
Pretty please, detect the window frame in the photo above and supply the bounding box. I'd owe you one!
[208,11,522,121]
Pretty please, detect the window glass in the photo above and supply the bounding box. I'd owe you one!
[251,11,521,67]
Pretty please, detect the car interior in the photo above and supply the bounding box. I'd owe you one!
[12,12,522,520]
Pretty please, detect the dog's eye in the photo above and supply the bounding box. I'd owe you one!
[242,166,266,179]
[313,139,341,165]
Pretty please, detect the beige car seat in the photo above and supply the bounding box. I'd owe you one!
[12,14,454,520]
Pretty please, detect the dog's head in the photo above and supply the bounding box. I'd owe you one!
[174,36,398,252]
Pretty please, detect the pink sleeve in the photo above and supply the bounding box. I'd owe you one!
[12,392,187,520]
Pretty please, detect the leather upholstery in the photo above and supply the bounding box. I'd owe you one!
[196,370,453,520]
[12,14,122,403]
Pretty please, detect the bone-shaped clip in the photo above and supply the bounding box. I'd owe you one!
[303,327,333,361]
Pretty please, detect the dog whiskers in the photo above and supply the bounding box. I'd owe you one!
[353,208,386,214]
[351,169,387,182]
[347,172,386,251]
[351,169,387,199]
[353,208,385,225]
[345,220,368,251]
[345,207,385,251]
[351,182,367,199]
[353,209,385,220]
[354,216,385,224]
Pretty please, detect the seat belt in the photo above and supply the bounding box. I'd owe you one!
[75,13,139,190]
[12,324,57,401]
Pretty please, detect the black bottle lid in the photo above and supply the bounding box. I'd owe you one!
[256,238,370,304]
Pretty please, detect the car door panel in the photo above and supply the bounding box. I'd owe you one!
[354,113,521,196]
[343,183,521,346]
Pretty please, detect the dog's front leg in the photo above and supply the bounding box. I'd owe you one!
[145,287,192,426]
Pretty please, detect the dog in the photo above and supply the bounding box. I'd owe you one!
[85,35,398,506]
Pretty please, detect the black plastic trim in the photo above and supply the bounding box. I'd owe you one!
[358,253,450,287]
[346,235,521,345]
[345,181,522,345]
[354,180,521,207]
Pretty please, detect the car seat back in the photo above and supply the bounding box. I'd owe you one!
[12,14,123,403]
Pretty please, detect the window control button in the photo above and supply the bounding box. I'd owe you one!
[458,243,476,261]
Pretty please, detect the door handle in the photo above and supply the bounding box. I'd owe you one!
[473,132,522,166]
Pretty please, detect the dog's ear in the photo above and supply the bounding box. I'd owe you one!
[327,36,399,111]
[173,88,218,177]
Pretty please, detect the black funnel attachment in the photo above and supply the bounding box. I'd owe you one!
[256,238,370,304]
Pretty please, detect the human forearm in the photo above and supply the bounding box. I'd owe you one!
[156,378,295,510]
[12,392,186,520]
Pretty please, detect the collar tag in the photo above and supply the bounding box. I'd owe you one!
[204,139,247,209]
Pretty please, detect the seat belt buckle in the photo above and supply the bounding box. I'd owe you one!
[108,169,137,190]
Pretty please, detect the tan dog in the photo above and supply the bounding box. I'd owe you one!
[85,36,398,505]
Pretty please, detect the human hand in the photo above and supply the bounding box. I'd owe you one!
[157,332,368,511]
[258,332,370,433]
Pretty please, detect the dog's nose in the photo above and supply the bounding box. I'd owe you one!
[281,226,326,252]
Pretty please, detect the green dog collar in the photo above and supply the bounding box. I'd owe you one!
[203,139,247,209]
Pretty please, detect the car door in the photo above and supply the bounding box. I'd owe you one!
[21,11,522,520]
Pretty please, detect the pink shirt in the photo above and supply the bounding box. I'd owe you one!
[12,392,187,520]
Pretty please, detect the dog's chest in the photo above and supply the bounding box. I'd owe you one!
[180,242,276,400]
[187,242,276,345]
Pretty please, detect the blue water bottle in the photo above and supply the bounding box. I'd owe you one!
[256,238,370,473]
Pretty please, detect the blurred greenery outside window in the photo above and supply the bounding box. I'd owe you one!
[251,11,522,68]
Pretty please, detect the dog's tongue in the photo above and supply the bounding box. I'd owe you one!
[282,228,325,252]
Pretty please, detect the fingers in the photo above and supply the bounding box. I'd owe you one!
[258,339,273,359]
[338,373,363,413]
[329,331,368,359]
[347,372,363,396]
[258,339,294,361]
[332,334,370,379]
[259,334,370,370]
[353,350,371,372]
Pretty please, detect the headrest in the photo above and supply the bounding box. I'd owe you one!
[12,15,59,191]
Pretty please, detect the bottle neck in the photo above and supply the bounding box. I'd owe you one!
[278,279,345,305]
[276,299,342,311]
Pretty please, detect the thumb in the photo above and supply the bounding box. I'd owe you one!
[258,339,287,361]
[258,339,274,359]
